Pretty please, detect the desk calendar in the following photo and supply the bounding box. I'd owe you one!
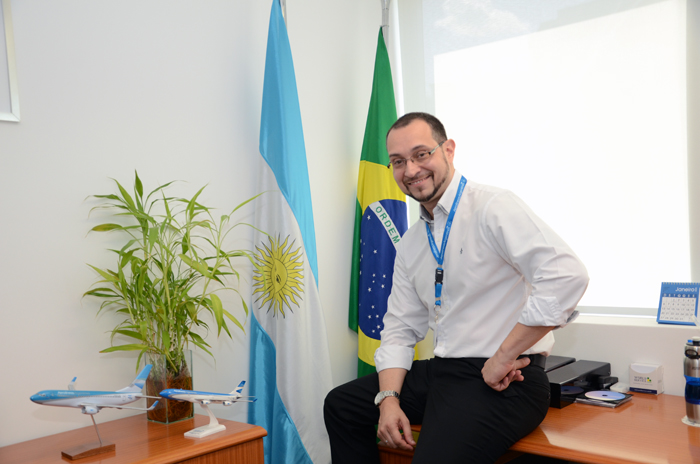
[657,282,700,325]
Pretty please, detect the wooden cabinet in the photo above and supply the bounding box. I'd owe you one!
[0,414,266,464]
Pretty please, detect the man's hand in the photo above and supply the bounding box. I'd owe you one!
[481,353,530,391]
[482,323,554,391]
[377,398,415,451]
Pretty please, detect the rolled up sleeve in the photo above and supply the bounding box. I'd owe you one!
[484,192,589,328]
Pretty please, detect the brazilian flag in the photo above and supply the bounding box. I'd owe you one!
[349,28,407,378]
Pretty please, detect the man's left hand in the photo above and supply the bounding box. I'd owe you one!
[481,354,530,391]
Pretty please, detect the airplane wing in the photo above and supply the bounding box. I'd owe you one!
[194,398,255,406]
[86,401,159,412]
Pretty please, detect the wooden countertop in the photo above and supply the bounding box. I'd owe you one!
[0,414,266,464]
[510,393,700,463]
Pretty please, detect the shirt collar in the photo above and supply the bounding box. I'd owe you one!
[419,169,464,224]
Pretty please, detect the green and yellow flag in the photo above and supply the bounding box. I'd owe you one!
[349,28,407,377]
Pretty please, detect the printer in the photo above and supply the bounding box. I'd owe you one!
[545,356,613,408]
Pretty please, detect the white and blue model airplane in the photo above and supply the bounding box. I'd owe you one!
[159,381,255,438]
[30,364,158,415]
[159,380,255,406]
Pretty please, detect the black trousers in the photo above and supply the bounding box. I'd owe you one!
[324,357,550,464]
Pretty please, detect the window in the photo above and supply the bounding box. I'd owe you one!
[399,0,697,316]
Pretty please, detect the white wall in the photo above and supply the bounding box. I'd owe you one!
[552,316,695,396]
[0,0,377,447]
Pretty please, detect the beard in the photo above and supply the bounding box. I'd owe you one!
[401,153,451,205]
[404,173,448,204]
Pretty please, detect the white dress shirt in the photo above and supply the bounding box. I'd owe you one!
[374,171,589,372]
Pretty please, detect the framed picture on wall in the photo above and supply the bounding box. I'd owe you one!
[1,0,20,122]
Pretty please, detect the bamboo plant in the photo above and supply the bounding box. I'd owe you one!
[84,171,259,421]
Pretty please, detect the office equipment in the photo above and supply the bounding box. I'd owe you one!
[546,360,611,408]
[544,355,575,372]
[657,282,700,325]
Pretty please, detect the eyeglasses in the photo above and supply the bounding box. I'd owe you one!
[387,141,445,170]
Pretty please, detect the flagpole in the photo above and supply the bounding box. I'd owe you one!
[381,0,391,44]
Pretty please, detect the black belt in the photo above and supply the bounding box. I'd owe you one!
[517,354,546,369]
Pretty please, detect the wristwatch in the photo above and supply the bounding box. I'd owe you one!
[374,390,400,407]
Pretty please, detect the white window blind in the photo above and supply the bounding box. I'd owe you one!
[400,0,693,316]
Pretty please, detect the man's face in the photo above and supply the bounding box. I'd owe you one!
[386,120,455,213]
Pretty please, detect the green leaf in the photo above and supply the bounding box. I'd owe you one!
[239,296,249,317]
[100,344,148,353]
[182,234,190,255]
[118,248,136,271]
[84,288,119,298]
[185,301,197,321]
[113,179,137,212]
[230,191,266,214]
[189,338,213,358]
[87,264,119,282]
[134,171,143,198]
[91,223,123,232]
[114,329,145,341]
[145,180,177,203]
[189,331,209,346]
[179,254,212,278]
[139,321,148,339]
[210,293,224,336]
[120,239,137,253]
[148,227,158,253]
[186,186,207,221]
[223,308,245,333]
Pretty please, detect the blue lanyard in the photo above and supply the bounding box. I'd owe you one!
[426,176,467,307]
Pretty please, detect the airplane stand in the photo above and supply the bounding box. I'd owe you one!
[61,415,115,460]
[184,403,226,438]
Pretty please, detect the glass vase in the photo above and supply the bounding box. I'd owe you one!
[144,349,194,424]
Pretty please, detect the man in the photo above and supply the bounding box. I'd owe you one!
[325,112,589,463]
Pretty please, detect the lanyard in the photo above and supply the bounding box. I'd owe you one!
[426,176,467,309]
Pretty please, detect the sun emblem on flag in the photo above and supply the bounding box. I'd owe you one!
[253,235,304,317]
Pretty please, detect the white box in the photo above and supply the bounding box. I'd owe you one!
[629,363,664,394]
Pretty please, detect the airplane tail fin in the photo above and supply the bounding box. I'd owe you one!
[68,377,77,391]
[118,364,153,393]
[229,380,245,397]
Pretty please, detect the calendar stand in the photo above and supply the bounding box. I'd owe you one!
[657,282,700,325]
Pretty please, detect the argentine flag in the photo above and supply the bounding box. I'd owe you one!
[248,1,333,463]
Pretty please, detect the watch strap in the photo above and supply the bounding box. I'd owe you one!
[375,390,400,407]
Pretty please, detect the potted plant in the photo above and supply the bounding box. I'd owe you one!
[84,171,259,423]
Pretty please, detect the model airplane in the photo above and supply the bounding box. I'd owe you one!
[30,364,158,415]
[159,380,255,406]
[159,381,255,438]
